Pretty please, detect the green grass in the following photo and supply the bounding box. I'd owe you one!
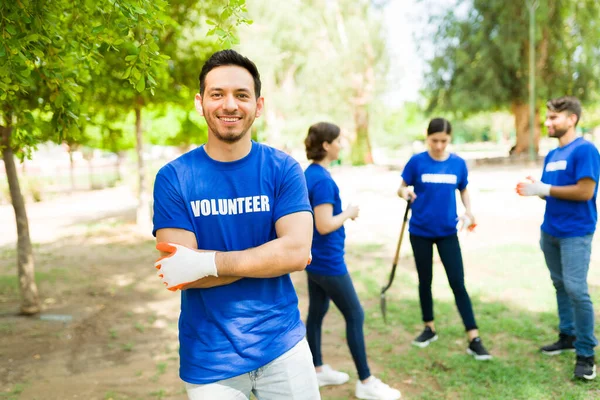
[121,342,134,352]
[109,328,118,340]
[0,268,71,297]
[331,240,600,400]
[363,297,600,400]
[0,383,27,400]
[149,389,167,399]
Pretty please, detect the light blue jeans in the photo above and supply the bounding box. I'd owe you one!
[540,230,597,357]
[185,338,321,400]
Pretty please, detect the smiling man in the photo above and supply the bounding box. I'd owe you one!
[151,50,320,399]
[517,96,600,381]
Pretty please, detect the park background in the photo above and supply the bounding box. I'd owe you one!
[2,0,600,399]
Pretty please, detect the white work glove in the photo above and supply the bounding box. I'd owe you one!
[155,243,218,291]
[457,214,477,232]
[515,176,551,197]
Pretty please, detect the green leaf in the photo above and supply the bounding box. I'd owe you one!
[221,8,232,21]
[24,34,40,42]
[131,67,141,81]
[54,93,64,108]
[92,25,105,34]
[206,19,216,26]
[6,25,17,35]
[125,55,137,62]
[121,65,133,79]
[136,75,145,92]
[20,69,32,77]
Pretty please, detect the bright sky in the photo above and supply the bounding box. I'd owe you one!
[382,0,458,106]
[382,0,426,105]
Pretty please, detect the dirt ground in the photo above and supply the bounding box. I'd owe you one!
[2,163,600,399]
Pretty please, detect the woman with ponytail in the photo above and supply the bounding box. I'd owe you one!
[304,122,401,400]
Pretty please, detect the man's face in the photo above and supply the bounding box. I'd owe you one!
[195,65,263,144]
[545,110,576,138]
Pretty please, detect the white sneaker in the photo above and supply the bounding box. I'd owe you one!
[316,364,350,387]
[355,376,401,400]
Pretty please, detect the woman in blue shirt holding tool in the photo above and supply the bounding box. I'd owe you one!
[304,122,401,400]
[398,117,492,360]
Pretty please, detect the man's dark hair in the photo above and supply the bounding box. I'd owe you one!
[199,49,261,98]
[427,117,452,135]
[305,122,341,161]
[547,96,582,126]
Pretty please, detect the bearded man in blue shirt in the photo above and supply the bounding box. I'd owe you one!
[517,96,600,381]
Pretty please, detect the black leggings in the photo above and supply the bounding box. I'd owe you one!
[306,272,371,380]
[409,233,478,331]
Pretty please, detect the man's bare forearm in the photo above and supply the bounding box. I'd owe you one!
[216,236,310,278]
[182,276,242,289]
[549,184,595,201]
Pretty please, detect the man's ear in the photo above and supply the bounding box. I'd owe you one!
[194,93,204,116]
[569,112,579,126]
[255,96,264,118]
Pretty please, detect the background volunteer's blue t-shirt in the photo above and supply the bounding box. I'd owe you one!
[152,141,312,384]
[541,137,600,238]
[304,164,347,276]
[401,152,468,238]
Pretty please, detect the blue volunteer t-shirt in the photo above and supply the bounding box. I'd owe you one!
[304,164,347,276]
[401,152,468,238]
[541,137,600,238]
[152,141,312,384]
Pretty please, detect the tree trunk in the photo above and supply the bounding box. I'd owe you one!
[114,151,122,182]
[349,34,375,166]
[350,104,373,165]
[68,148,76,192]
[135,103,150,230]
[88,158,94,190]
[1,124,41,315]
[510,102,540,156]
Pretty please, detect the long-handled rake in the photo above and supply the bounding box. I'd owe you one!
[380,201,411,324]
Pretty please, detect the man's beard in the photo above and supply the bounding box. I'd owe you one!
[549,127,568,138]
[213,129,247,143]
